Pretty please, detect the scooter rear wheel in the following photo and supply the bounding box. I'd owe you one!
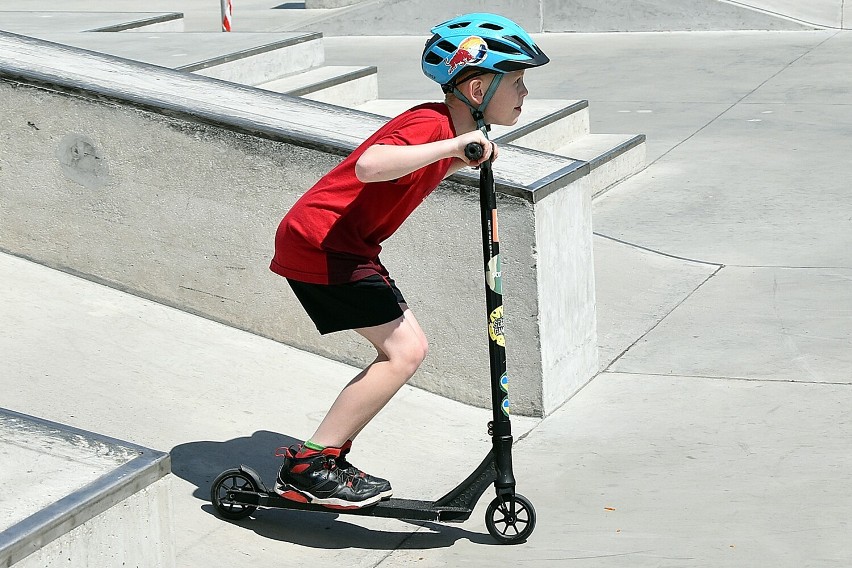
[211,468,259,520]
[485,493,536,544]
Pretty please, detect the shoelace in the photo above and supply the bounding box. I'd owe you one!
[274,445,295,459]
[274,445,358,481]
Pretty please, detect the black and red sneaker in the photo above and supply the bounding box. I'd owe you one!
[274,445,384,510]
[337,441,393,499]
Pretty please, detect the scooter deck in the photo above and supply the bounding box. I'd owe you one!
[218,454,499,523]
[229,489,473,522]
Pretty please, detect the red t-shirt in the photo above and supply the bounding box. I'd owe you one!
[270,103,457,284]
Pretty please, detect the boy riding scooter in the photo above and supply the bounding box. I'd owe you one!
[269,12,549,510]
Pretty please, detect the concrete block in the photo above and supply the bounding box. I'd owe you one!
[555,133,647,197]
[188,33,325,85]
[0,409,173,568]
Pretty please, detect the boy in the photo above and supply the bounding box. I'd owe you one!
[269,13,549,509]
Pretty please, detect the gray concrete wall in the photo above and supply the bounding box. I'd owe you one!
[289,0,813,35]
[0,31,597,416]
[0,80,590,416]
[534,176,599,408]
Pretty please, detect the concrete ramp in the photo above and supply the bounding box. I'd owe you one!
[540,0,818,31]
[284,0,815,35]
[731,0,849,29]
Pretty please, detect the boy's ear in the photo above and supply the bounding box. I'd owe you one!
[471,78,485,102]
[464,77,486,104]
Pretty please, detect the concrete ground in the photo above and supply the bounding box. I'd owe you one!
[1,4,851,567]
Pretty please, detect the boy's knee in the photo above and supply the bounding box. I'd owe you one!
[391,337,428,379]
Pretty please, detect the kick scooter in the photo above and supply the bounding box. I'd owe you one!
[210,143,535,544]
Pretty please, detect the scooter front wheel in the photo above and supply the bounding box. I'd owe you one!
[485,493,536,544]
[211,468,259,520]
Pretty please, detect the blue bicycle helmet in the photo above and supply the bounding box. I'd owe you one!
[422,13,549,132]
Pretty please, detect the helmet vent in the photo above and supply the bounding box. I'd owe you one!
[484,38,522,56]
[509,35,534,52]
[448,22,470,29]
[424,52,443,64]
[479,23,504,31]
[437,40,457,52]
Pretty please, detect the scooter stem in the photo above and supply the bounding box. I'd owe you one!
[474,149,516,497]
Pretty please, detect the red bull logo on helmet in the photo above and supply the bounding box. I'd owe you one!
[445,36,488,75]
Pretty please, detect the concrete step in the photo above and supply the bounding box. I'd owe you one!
[493,100,590,151]
[354,98,645,195]
[554,133,647,197]
[257,64,378,106]
[355,98,591,148]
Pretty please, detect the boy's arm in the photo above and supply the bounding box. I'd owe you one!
[355,130,494,184]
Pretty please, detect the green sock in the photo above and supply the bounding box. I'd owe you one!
[304,440,326,451]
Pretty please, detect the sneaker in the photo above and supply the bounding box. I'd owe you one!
[274,445,384,510]
[337,441,393,499]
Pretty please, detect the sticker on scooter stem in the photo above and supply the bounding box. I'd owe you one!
[486,254,502,294]
[500,374,509,415]
[489,305,505,347]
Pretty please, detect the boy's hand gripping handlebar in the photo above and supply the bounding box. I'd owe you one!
[464,142,484,162]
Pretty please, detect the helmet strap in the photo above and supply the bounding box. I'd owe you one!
[452,73,504,136]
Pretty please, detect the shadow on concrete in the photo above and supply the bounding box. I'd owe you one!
[171,430,298,501]
[199,503,494,549]
[172,432,493,549]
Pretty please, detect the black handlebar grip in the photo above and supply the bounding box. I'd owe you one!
[464,142,484,161]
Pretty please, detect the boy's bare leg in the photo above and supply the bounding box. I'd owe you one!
[309,306,428,448]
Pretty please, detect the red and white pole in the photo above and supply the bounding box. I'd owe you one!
[220,0,233,31]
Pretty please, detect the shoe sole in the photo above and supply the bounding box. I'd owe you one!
[274,481,385,510]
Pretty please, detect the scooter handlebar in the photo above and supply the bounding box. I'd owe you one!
[464,142,484,161]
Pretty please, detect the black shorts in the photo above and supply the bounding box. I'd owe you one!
[287,274,407,335]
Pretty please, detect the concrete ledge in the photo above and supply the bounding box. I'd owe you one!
[261,65,376,95]
[0,30,597,415]
[89,12,185,33]
[180,32,324,85]
[0,31,582,201]
[557,133,648,197]
[0,409,172,567]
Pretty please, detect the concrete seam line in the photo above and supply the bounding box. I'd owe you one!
[593,233,724,268]
[602,265,725,373]
[609,371,852,386]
